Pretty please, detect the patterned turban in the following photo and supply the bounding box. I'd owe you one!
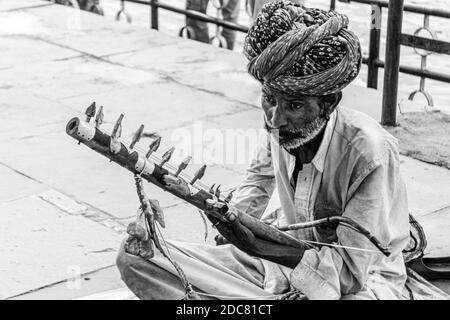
[244,0,362,96]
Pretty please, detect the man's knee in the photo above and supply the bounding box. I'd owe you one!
[115,239,190,299]
[116,240,152,281]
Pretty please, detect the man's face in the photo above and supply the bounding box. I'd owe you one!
[261,87,328,150]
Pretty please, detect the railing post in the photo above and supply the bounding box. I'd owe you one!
[150,0,159,30]
[367,4,381,89]
[330,0,336,11]
[381,0,404,126]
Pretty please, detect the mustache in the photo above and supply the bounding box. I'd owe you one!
[264,121,307,138]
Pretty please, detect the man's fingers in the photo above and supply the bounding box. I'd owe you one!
[215,223,235,241]
[206,213,220,226]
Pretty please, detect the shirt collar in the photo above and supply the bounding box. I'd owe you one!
[311,109,338,173]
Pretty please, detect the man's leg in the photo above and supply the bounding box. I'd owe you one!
[117,239,276,300]
[186,0,210,43]
[220,0,240,50]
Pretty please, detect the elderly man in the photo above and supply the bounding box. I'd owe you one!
[117,1,411,300]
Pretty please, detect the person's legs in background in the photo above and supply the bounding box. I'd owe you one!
[220,0,240,50]
[186,0,210,43]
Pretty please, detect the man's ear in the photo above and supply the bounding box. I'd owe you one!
[321,92,342,114]
[324,92,342,108]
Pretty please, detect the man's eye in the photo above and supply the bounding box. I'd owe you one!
[291,102,304,110]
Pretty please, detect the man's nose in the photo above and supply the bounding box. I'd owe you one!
[270,106,288,129]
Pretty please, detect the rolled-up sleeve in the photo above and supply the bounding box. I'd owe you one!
[230,133,276,219]
[290,150,409,299]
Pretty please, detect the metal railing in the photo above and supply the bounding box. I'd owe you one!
[332,0,450,125]
[115,0,450,125]
[117,0,249,32]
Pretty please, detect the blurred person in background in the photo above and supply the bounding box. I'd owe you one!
[52,0,104,15]
[185,0,240,50]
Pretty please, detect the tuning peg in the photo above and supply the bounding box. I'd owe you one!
[160,147,175,167]
[111,114,124,140]
[214,184,221,199]
[208,184,216,194]
[190,164,206,185]
[175,156,192,177]
[85,102,96,123]
[145,136,161,159]
[129,124,144,150]
[109,114,123,156]
[224,189,235,203]
[95,105,104,128]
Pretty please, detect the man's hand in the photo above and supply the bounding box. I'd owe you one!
[208,213,306,269]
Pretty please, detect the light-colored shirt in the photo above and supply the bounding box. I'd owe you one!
[230,105,410,299]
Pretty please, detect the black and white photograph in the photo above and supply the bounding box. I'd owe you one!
[0,0,449,303]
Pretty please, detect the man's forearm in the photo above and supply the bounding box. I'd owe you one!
[247,237,306,269]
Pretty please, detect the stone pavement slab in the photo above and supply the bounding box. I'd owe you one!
[11,265,126,300]
[0,89,75,142]
[400,156,450,218]
[0,3,173,58]
[420,206,450,257]
[60,80,252,133]
[0,195,122,299]
[0,164,47,203]
[0,56,164,100]
[106,41,262,108]
[0,36,75,67]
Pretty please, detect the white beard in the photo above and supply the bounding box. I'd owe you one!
[279,117,327,150]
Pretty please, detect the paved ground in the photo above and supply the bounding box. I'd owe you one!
[1,1,449,299]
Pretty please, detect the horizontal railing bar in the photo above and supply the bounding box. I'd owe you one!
[401,34,450,55]
[338,0,450,18]
[361,57,450,83]
[124,0,249,32]
[398,65,450,83]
